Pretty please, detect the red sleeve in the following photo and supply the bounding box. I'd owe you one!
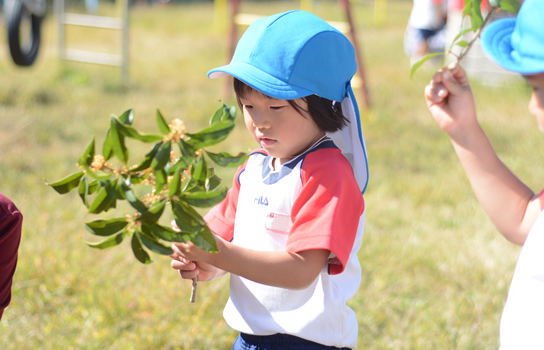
[0,193,23,317]
[538,189,544,211]
[286,149,364,275]
[204,162,246,242]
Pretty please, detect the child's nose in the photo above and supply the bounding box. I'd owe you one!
[251,112,271,129]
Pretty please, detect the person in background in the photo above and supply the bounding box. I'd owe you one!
[405,0,448,65]
[0,193,22,321]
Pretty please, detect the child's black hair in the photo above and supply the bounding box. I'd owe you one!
[233,78,349,133]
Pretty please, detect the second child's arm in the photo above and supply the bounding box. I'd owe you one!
[425,66,542,245]
[171,237,330,290]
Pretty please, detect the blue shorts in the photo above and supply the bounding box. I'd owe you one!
[232,333,352,350]
[417,28,440,40]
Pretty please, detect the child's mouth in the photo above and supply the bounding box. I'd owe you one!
[260,138,276,147]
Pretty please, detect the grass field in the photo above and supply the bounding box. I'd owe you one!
[0,1,542,349]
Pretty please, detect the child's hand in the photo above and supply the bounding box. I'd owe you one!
[170,240,225,282]
[170,254,218,282]
[424,65,478,141]
[170,220,225,281]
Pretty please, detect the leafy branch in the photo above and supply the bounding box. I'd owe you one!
[46,104,248,302]
[410,0,521,78]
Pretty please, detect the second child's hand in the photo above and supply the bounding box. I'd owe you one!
[425,64,478,143]
[425,65,540,245]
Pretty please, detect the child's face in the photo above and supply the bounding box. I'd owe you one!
[525,73,544,132]
[240,90,325,167]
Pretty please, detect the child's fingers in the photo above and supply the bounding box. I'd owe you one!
[171,219,181,232]
[178,268,200,280]
[169,253,191,264]
[436,69,463,98]
[171,258,196,271]
[447,64,470,87]
[171,241,190,257]
[425,81,448,104]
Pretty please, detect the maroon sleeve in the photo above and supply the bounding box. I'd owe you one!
[0,193,23,318]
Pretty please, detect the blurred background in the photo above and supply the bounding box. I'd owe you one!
[0,0,540,349]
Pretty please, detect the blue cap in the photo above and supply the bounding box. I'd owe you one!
[209,10,369,194]
[208,10,357,102]
[481,0,544,75]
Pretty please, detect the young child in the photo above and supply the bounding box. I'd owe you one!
[170,10,369,350]
[424,0,544,348]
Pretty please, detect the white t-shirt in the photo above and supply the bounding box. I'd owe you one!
[499,209,544,350]
[205,138,365,348]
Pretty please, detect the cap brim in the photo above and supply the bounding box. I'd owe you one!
[208,62,314,100]
[481,18,544,75]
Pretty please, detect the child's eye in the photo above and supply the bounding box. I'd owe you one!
[270,106,284,110]
[244,105,253,110]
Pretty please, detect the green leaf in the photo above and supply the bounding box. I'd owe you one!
[470,0,484,29]
[226,106,236,121]
[489,0,500,7]
[500,0,520,13]
[209,104,227,125]
[110,117,129,164]
[118,109,134,126]
[209,104,235,124]
[181,170,192,191]
[455,40,469,48]
[191,226,218,252]
[102,128,113,161]
[127,175,146,185]
[86,232,124,249]
[178,139,196,158]
[88,180,118,214]
[207,174,222,191]
[185,120,235,149]
[168,167,182,197]
[172,140,195,171]
[448,26,479,52]
[120,181,148,213]
[139,199,166,225]
[168,157,190,175]
[154,169,167,193]
[88,180,99,194]
[151,141,171,171]
[138,229,174,255]
[205,151,248,167]
[410,52,446,79]
[116,183,126,200]
[85,218,128,236]
[462,0,472,16]
[116,122,163,143]
[181,187,228,208]
[131,143,161,172]
[132,233,152,264]
[171,200,206,233]
[46,172,85,194]
[156,110,171,135]
[191,154,207,186]
[82,165,112,181]
[78,137,95,167]
[78,176,89,207]
[144,223,190,243]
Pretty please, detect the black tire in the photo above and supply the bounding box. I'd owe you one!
[6,0,42,66]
